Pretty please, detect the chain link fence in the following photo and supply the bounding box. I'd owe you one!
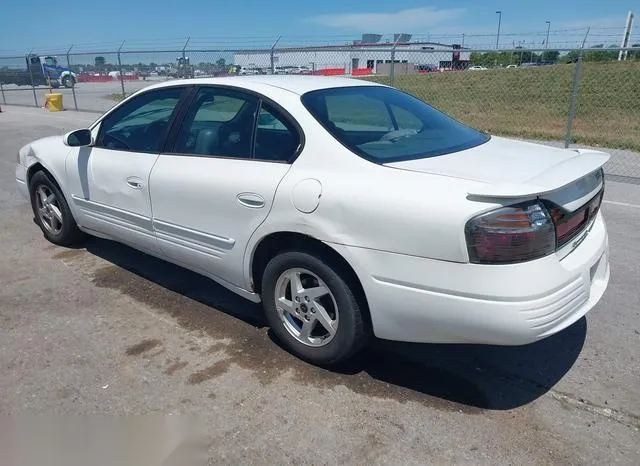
[1,44,638,179]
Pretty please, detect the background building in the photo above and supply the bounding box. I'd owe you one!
[233,33,470,74]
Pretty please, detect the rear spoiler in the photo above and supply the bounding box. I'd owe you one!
[467,149,610,199]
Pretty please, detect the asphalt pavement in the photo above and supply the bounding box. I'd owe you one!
[1,106,639,465]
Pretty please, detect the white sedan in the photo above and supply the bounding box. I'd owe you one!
[15,76,610,365]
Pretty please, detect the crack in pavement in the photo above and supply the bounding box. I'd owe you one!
[465,359,640,430]
[550,390,640,432]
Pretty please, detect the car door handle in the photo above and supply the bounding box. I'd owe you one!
[237,193,265,208]
[126,176,143,190]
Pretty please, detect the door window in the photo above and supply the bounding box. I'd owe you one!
[96,87,184,153]
[254,102,300,162]
[172,87,258,158]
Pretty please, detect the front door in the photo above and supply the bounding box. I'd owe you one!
[149,87,302,288]
[65,86,185,254]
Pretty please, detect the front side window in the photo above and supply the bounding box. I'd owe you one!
[96,87,184,153]
[301,86,489,163]
[172,87,258,158]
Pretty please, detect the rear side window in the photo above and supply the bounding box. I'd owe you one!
[301,86,489,163]
[172,87,259,158]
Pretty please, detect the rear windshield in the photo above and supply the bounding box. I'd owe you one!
[301,86,489,163]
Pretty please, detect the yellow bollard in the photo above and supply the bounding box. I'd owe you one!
[44,93,64,112]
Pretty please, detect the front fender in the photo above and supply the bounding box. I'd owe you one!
[20,138,79,219]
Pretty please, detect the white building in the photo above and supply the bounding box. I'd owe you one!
[233,39,470,74]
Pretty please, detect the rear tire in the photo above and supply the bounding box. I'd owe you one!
[261,250,367,365]
[29,170,85,246]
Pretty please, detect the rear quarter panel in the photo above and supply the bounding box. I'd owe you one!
[243,111,496,290]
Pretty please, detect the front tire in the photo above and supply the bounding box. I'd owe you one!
[29,170,85,246]
[261,251,367,365]
[62,76,75,88]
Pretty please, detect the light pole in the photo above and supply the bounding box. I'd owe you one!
[495,11,502,50]
[545,21,551,49]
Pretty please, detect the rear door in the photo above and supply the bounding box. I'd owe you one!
[149,87,301,288]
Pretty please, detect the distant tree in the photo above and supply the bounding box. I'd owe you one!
[470,51,518,67]
[94,56,106,68]
[541,50,560,63]
[584,44,618,62]
[216,58,226,68]
[631,44,640,60]
[565,50,581,63]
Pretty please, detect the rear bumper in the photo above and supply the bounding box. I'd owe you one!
[332,213,609,345]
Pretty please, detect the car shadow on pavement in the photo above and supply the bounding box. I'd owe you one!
[80,237,587,411]
[340,319,586,410]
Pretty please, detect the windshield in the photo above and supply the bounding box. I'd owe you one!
[301,86,489,163]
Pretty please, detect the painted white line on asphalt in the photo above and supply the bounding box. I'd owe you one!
[603,200,640,209]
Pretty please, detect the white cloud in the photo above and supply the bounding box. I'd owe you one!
[307,7,466,32]
[552,15,629,30]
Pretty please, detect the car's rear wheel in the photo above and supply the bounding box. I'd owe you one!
[261,251,367,365]
[29,170,85,246]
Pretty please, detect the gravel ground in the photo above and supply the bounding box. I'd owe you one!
[1,106,639,465]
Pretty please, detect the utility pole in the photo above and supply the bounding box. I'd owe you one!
[495,11,502,50]
[495,11,502,67]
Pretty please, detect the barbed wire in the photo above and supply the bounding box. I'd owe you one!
[0,24,636,56]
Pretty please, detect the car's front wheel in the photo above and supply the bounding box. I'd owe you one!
[261,251,367,365]
[62,75,75,88]
[29,170,85,246]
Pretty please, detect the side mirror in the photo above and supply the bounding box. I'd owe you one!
[63,129,92,147]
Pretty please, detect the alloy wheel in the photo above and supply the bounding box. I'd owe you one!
[274,267,339,347]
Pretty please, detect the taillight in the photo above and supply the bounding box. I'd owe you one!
[545,189,603,248]
[465,201,556,264]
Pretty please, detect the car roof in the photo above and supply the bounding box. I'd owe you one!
[143,75,384,96]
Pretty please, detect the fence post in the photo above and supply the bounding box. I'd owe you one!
[389,47,396,86]
[0,81,6,105]
[26,53,38,107]
[270,35,281,74]
[389,36,401,86]
[181,37,190,79]
[66,45,78,111]
[118,41,126,100]
[564,56,583,148]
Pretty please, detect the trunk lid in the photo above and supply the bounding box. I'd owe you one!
[385,136,609,209]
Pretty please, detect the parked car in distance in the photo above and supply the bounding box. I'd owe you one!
[15,76,610,365]
[506,64,518,69]
[467,65,488,70]
[417,64,439,73]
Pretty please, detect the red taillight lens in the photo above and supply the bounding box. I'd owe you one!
[465,202,556,264]
[546,189,603,248]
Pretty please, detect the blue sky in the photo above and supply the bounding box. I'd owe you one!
[0,0,635,53]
